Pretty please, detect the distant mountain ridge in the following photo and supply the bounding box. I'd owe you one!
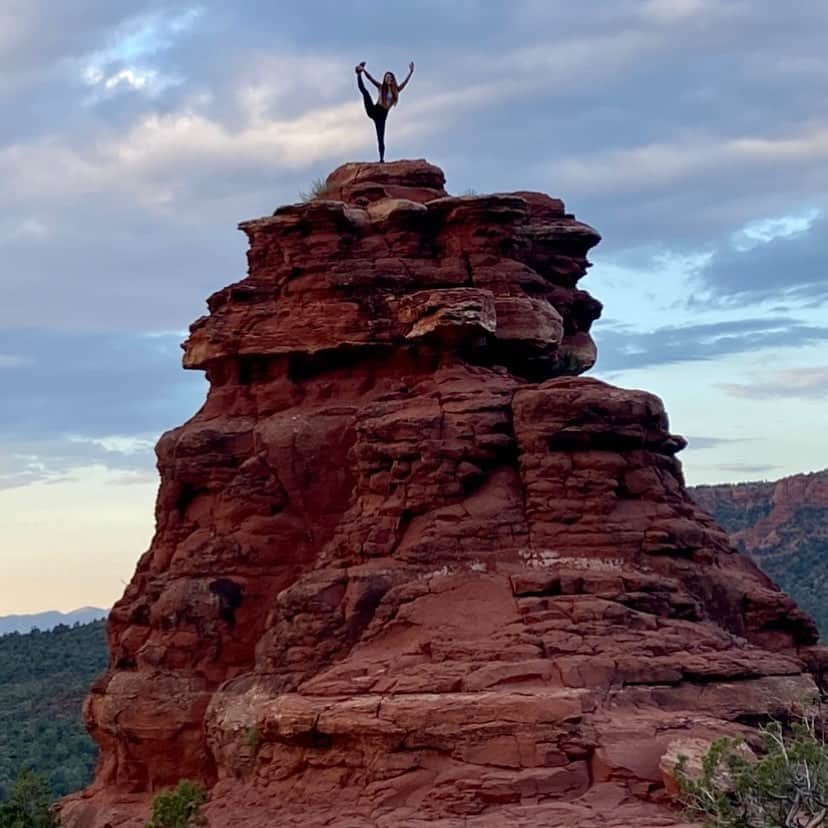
[0,607,107,636]
[691,468,828,636]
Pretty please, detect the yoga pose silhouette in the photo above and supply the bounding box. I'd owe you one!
[355,60,414,162]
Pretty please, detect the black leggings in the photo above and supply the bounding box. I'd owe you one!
[358,74,388,161]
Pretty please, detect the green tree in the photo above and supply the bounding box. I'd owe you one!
[0,619,107,798]
[677,714,828,827]
[145,781,208,828]
[0,771,57,828]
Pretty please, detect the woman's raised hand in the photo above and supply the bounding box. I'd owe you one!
[409,61,415,72]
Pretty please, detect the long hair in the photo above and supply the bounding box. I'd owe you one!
[381,72,399,107]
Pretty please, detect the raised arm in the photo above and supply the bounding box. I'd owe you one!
[398,61,415,92]
[363,68,382,89]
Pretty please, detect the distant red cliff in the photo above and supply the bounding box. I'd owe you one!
[692,469,828,636]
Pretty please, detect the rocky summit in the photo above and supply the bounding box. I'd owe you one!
[63,160,828,828]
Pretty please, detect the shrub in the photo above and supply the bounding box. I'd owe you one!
[0,771,57,828]
[677,713,828,827]
[299,177,327,202]
[242,726,259,752]
[145,781,207,828]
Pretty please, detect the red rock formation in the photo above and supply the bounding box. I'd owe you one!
[63,161,828,828]
[692,470,828,557]
[692,468,828,638]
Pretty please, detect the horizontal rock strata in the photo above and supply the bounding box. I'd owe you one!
[63,160,827,828]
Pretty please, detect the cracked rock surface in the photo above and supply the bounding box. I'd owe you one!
[62,160,827,828]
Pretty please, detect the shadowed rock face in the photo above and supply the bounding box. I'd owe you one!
[65,160,827,828]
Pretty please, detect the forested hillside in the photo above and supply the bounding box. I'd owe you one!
[0,620,107,799]
[692,469,828,637]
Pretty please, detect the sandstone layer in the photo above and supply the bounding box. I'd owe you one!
[64,161,827,828]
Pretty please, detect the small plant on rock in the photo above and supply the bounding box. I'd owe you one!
[299,177,327,202]
[242,725,260,753]
[677,712,828,827]
[145,780,208,828]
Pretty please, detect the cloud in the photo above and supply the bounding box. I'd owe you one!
[83,65,179,101]
[0,217,49,241]
[691,212,828,306]
[0,329,204,488]
[109,470,160,486]
[68,434,157,454]
[733,209,821,250]
[550,127,828,199]
[1,0,827,337]
[79,6,202,103]
[0,353,30,367]
[1,0,828,488]
[595,317,828,371]
[714,463,780,477]
[2,26,662,207]
[0,329,204,435]
[719,367,828,400]
[685,435,750,450]
[0,0,154,92]
[0,436,158,491]
[637,0,743,24]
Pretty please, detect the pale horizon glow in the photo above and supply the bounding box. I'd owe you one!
[0,467,156,615]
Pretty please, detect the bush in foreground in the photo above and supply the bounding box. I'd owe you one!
[677,714,828,827]
[146,780,208,828]
[0,771,57,828]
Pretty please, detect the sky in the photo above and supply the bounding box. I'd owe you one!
[1,0,826,614]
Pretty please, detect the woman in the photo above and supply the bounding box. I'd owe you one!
[355,60,414,163]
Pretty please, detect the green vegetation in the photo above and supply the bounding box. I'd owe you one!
[704,498,773,535]
[299,177,327,202]
[0,620,107,800]
[757,507,828,638]
[241,726,259,752]
[706,498,828,638]
[677,715,828,827]
[146,781,208,828]
[0,771,57,828]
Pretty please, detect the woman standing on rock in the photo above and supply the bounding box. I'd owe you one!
[355,60,414,163]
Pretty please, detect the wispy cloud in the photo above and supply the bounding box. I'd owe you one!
[719,367,828,400]
[80,6,202,101]
[0,353,30,367]
[0,329,203,489]
[596,318,828,371]
[548,125,828,198]
[636,0,749,25]
[692,212,828,306]
[685,435,751,450]
[0,437,157,491]
[732,208,822,251]
[714,463,780,477]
